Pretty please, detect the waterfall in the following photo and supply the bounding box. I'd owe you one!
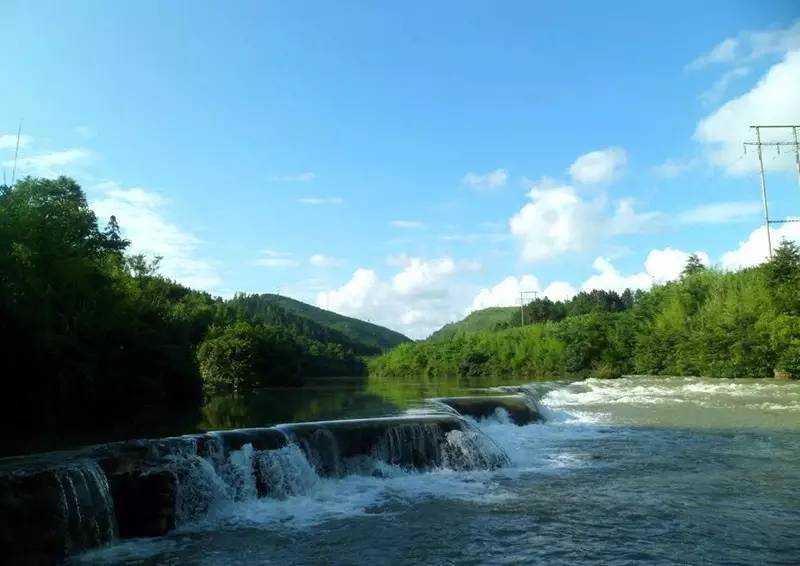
[372,423,445,470]
[54,461,117,554]
[1,411,523,562]
[287,427,345,477]
[254,443,319,498]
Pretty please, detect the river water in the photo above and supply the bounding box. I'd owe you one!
[71,376,800,565]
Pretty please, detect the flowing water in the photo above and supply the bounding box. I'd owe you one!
[63,376,800,565]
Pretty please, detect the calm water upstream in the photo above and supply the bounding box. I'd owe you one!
[70,376,800,565]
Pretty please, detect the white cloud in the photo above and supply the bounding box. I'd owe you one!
[469,247,708,316]
[0,133,32,150]
[254,249,298,268]
[568,147,627,185]
[509,178,660,262]
[721,219,800,270]
[309,254,343,268]
[470,275,576,312]
[391,256,480,295]
[687,38,739,70]
[298,196,343,205]
[643,248,710,283]
[694,49,800,175]
[749,20,800,60]
[462,168,509,190]
[678,201,761,224]
[582,257,653,293]
[317,255,479,338]
[583,248,710,293]
[687,21,800,71]
[390,219,427,230]
[273,172,316,182]
[652,157,696,178]
[90,182,222,290]
[700,66,750,105]
[3,148,91,177]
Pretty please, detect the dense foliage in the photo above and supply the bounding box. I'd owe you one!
[427,307,517,342]
[0,177,369,433]
[240,293,410,352]
[230,294,384,355]
[371,244,800,381]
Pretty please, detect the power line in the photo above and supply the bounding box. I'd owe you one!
[10,120,22,186]
[518,290,538,326]
[743,124,800,258]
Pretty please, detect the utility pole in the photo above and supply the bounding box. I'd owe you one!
[754,126,772,257]
[10,121,22,186]
[743,124,800,259]
[519,290,538,326]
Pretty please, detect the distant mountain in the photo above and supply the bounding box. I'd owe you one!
[427,307,516,342]
[230,294,411,354]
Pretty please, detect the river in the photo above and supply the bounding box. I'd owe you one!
[65,376,799,565]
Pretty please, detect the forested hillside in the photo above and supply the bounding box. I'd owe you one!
[371,248,800,380]
[231,293,410,355]
[427,307,516,342]
[245,294,410,352]
[0,177,370,432]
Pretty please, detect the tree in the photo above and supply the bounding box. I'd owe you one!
[766,239,800,315]
[197,322,303,393]
[681,253,706,277]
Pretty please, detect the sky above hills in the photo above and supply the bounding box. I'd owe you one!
[3,1,800,338]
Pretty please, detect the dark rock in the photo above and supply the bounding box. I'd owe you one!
[0,469,69,566]
[436,395,542,426]
[108,466,177,538]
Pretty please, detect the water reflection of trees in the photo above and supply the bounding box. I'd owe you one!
[199,374,527,431]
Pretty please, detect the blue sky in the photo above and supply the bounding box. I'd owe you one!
[3,1,800,337]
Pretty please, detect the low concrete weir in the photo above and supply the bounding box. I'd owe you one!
[434,394,543,426]
[0,412,517,564]
[280,415,509,475]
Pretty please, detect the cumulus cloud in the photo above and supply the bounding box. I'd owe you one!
[470,275,577,312]
[3,148,91,178]
[469,247,707,313]
[462,168,509,191]
[583,248,710,293]
[253,249,298,268]
[298,196,343,205]
[317,255,480,338]
[721,219,800,270]
[694,50,800,175]
[91,182,222,290]
[509,178,660,262]
[0,133,32,150]
[678,201,761,224]
[390,219,427,230]
[309,254,343,268]
[568,147,627,185]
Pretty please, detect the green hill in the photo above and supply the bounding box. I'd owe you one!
[230,293,411,353]
[427,307,516,342]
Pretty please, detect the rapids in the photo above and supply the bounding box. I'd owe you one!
[4,376,800,565]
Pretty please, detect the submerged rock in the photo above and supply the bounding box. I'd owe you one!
[436,395,542,426]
